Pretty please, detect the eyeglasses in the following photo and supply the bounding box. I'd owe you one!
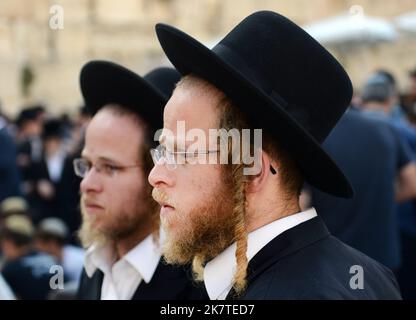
[150,145,218,170]
[73,158,142,178]
[150,144,277,174]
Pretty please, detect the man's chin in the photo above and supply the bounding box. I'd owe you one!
[79,220,110,247]
[160,229,193,264]
[161,242,192,265]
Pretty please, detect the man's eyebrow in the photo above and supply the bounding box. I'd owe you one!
[97,156,120,163]
[80,152,120,164]
[159,134,191,152]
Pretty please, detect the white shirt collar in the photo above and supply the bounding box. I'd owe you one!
[46,148,66,182]
[204,207,318,300]
[84,233,161,299]
[123,234,161,284]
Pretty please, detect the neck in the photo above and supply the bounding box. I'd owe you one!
[246,195,301,233]
[114,226,153,259]
[45,144,61,157]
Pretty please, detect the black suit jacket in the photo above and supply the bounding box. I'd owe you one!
[77,258,208,300]
[227,216,401,300]
[28,154,81,238]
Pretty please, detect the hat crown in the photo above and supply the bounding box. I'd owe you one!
[212,11,352,143]
[38,217,68,238]
[1,197,28,214]
[4,215,34,237]
[144,67,181,99]
[80,61,180,131]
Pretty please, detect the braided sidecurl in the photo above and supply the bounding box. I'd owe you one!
[231,163,249,295]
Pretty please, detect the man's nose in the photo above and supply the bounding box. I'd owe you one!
[80,168,103,194]
[148,162,175,188]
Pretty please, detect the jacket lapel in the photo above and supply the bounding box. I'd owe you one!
[131,259,196,300]
[227,216,330,299]
[78,269,104,300]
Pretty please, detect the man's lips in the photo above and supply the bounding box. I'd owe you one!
[160,203,175,216]
[154,197,175,210]
[159,201,174,208]
[84,202,104,213]
[152,189,175,214]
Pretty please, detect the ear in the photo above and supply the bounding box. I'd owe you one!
[246,151,276,194]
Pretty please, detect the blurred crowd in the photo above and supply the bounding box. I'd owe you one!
[0,105,90,299]
[1,66,416,299]
[309,67,416,299]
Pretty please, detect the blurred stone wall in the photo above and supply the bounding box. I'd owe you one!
[1,0,416,116]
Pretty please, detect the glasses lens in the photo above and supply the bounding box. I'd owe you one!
[150,149,160,166]
[164,150,177,170]
[73,159,87,178]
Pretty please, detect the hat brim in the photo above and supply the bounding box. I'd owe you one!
[80,60,167,130]
[156,24,353,198]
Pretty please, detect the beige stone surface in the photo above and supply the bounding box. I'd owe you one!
[0,0,415,117]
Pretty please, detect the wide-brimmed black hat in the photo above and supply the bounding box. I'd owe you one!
[42,118,63,140]
[80,61,181,131]
[15,105,45,128]
[155,10,353,198]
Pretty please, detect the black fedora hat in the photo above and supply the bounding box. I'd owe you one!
[80,60,181,131]
[155,10,353,198]
[42,118,63,140]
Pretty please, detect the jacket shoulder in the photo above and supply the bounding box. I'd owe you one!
[243,236,401,300]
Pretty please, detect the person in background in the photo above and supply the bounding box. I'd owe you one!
[34,217,84,285]
[0,215,58,300]
[67,105,92,158]
[76,61,207,300]
[0,113,21,202]
[310,106,416,273]
[29,118,81,236]
[0,197,29,269]
[14,106,45,217]
[0,196,28,225]
[374,70,407,122]
[15,106,45,186]
[402,68,416,123]
[361,73,416,151]
[359,74,416,298]
[0,272,15,300]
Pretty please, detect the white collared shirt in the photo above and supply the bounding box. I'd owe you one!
[204,207,318,300]
[46,148,66,182]
[84,234,161,300]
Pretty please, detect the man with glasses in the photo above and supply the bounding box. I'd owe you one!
[75,61,206,300]
[149,11,401,299]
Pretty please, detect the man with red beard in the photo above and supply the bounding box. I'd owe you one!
[149,11,402,299]
[75,61,206,300]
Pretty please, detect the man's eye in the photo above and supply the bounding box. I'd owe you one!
[188,151,199,158]
[102,164,120,173]
[176,153,187,162]
[81,161,92,170]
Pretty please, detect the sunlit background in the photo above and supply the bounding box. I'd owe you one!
[0,0,416,116]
